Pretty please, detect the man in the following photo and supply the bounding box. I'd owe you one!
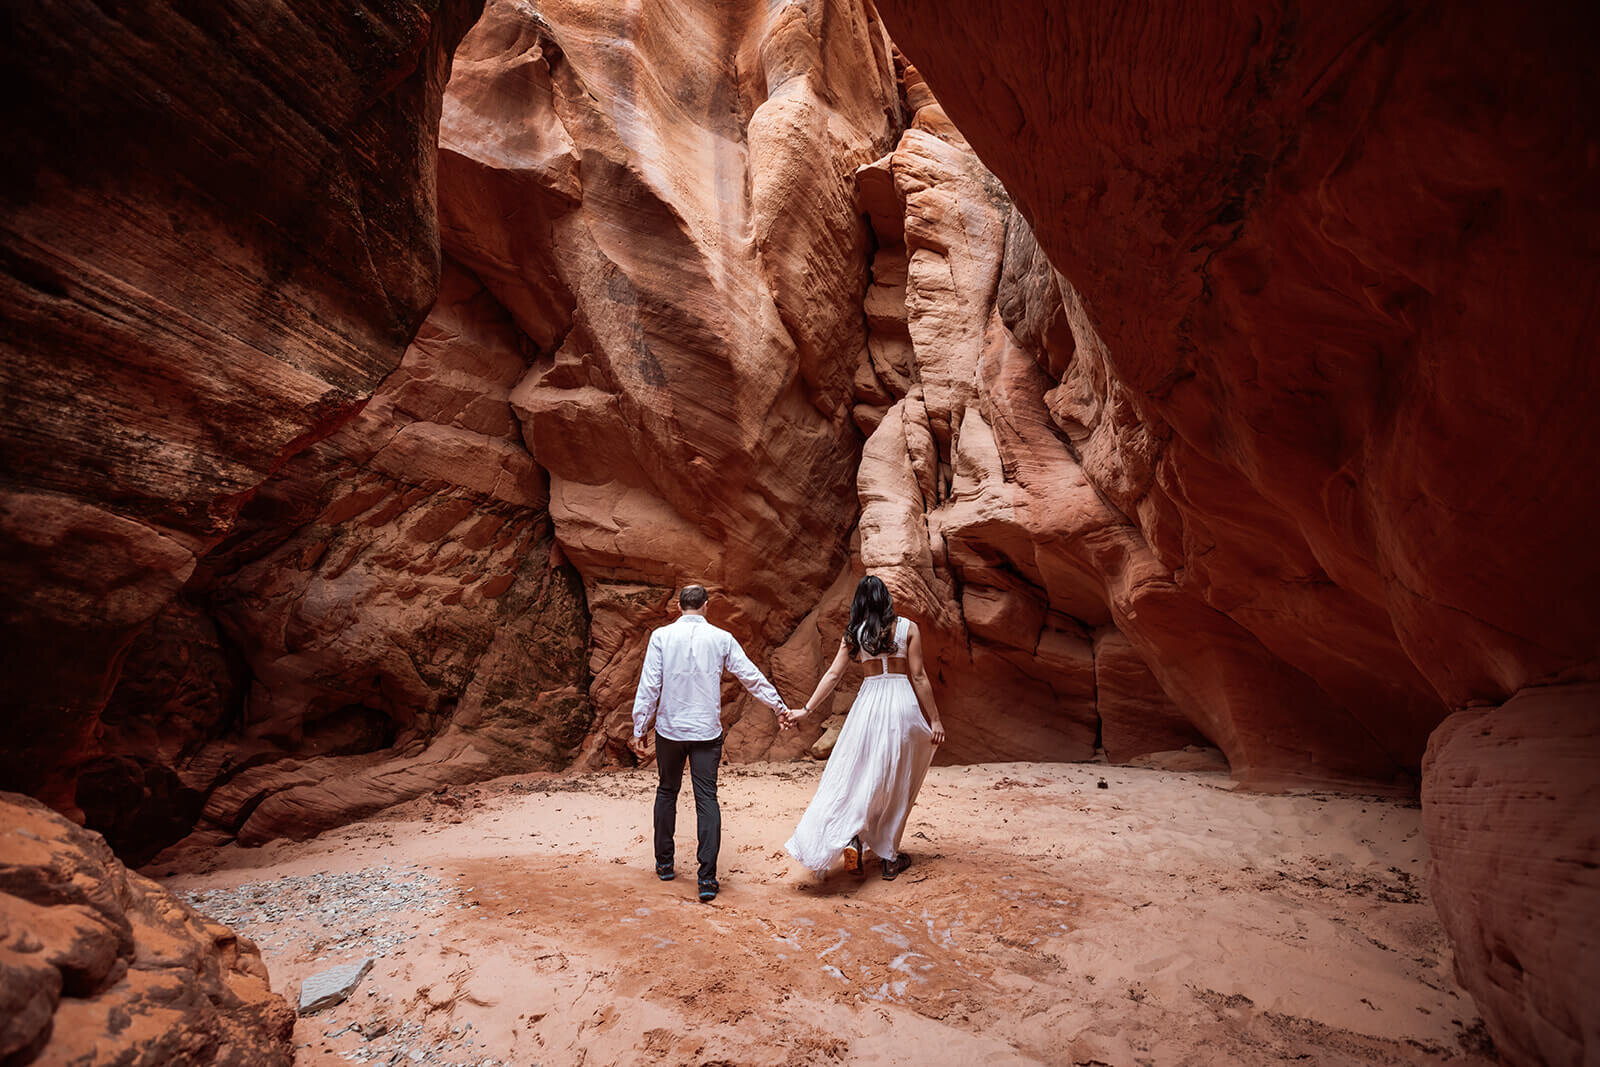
[631,584,789,902]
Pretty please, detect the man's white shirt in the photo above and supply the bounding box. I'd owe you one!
[632,615,784,741]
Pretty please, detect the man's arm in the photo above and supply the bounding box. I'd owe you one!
[723,634,785,715]
[632,632,665,739]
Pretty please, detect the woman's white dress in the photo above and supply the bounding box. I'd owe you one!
[785,616,935,872]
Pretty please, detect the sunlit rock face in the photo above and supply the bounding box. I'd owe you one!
[435,0,905,760]
[0,0,484,816]
[869,1,1600,1060]
[845,82,1101,763]
[0,793,295,1065]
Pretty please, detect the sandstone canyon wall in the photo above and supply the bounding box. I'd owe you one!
[8,0,1589,846]
[3,4,1596,1059]
[428,0,1225,773]
[433,0,901,765]
[869,2,1600,1061]
[0,0,485,827]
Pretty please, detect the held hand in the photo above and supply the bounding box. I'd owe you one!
[929,720,946,745]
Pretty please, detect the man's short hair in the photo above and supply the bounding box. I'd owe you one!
[679,584,708,610]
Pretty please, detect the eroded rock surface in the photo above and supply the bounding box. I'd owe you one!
[844,68,1400,785]
[0,793,293,1065]
[869,1,1600,1058]
[435,0,904,760]
[847,85,1101,762]
[1423,684,1600,1066]
[871,0,1599,759]
[0,0,484,815]
[101,262,592,857]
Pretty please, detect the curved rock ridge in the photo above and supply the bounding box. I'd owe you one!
[0,0,485,816]
[434,0,906,761]
[0,793,294,1065]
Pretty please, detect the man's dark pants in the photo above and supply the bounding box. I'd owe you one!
[653,734,724,884]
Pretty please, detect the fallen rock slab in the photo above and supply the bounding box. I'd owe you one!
[300,957,376,1015]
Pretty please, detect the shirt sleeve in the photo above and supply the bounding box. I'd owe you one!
[724,634,784,713]
[632,632,665,738]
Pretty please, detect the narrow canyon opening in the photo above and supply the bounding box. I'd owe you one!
[1,1,1595,1065]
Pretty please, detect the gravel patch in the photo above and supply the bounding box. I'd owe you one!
[181,864,454,958]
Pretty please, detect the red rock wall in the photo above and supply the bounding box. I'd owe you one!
[843,84,1104,763]
[0,0,484,814]
[843,67,1412,785]
[124,261,592,855]
[870,1,1600,1060]
[872,0,1600,731]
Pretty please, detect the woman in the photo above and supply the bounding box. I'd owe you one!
[783,576,946,879]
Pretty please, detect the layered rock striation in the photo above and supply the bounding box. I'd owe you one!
[119,262,592,855]
[0,0,485,817]
[1423,685,1600,1066]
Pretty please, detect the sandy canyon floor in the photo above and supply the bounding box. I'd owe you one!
[153,762,1496,1066]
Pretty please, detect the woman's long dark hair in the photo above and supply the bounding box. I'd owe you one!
[844,575,898,656]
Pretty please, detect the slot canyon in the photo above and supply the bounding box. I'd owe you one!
[1,1,1595,1064]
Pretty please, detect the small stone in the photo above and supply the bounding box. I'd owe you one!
[300,958,376,1015]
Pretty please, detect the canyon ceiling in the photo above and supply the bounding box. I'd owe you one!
[0,1,1594,1064]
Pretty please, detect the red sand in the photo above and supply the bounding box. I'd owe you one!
[154,761,1494,1065]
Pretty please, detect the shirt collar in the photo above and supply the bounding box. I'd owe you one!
[677,615,707,624]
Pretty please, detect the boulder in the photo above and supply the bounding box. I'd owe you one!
[0,793,293,1065]
[299,958,375,1015]
[1422,685,1600,1066]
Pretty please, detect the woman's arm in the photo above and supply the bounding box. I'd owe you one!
[905,621,946,745]
[791,639,852,721]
